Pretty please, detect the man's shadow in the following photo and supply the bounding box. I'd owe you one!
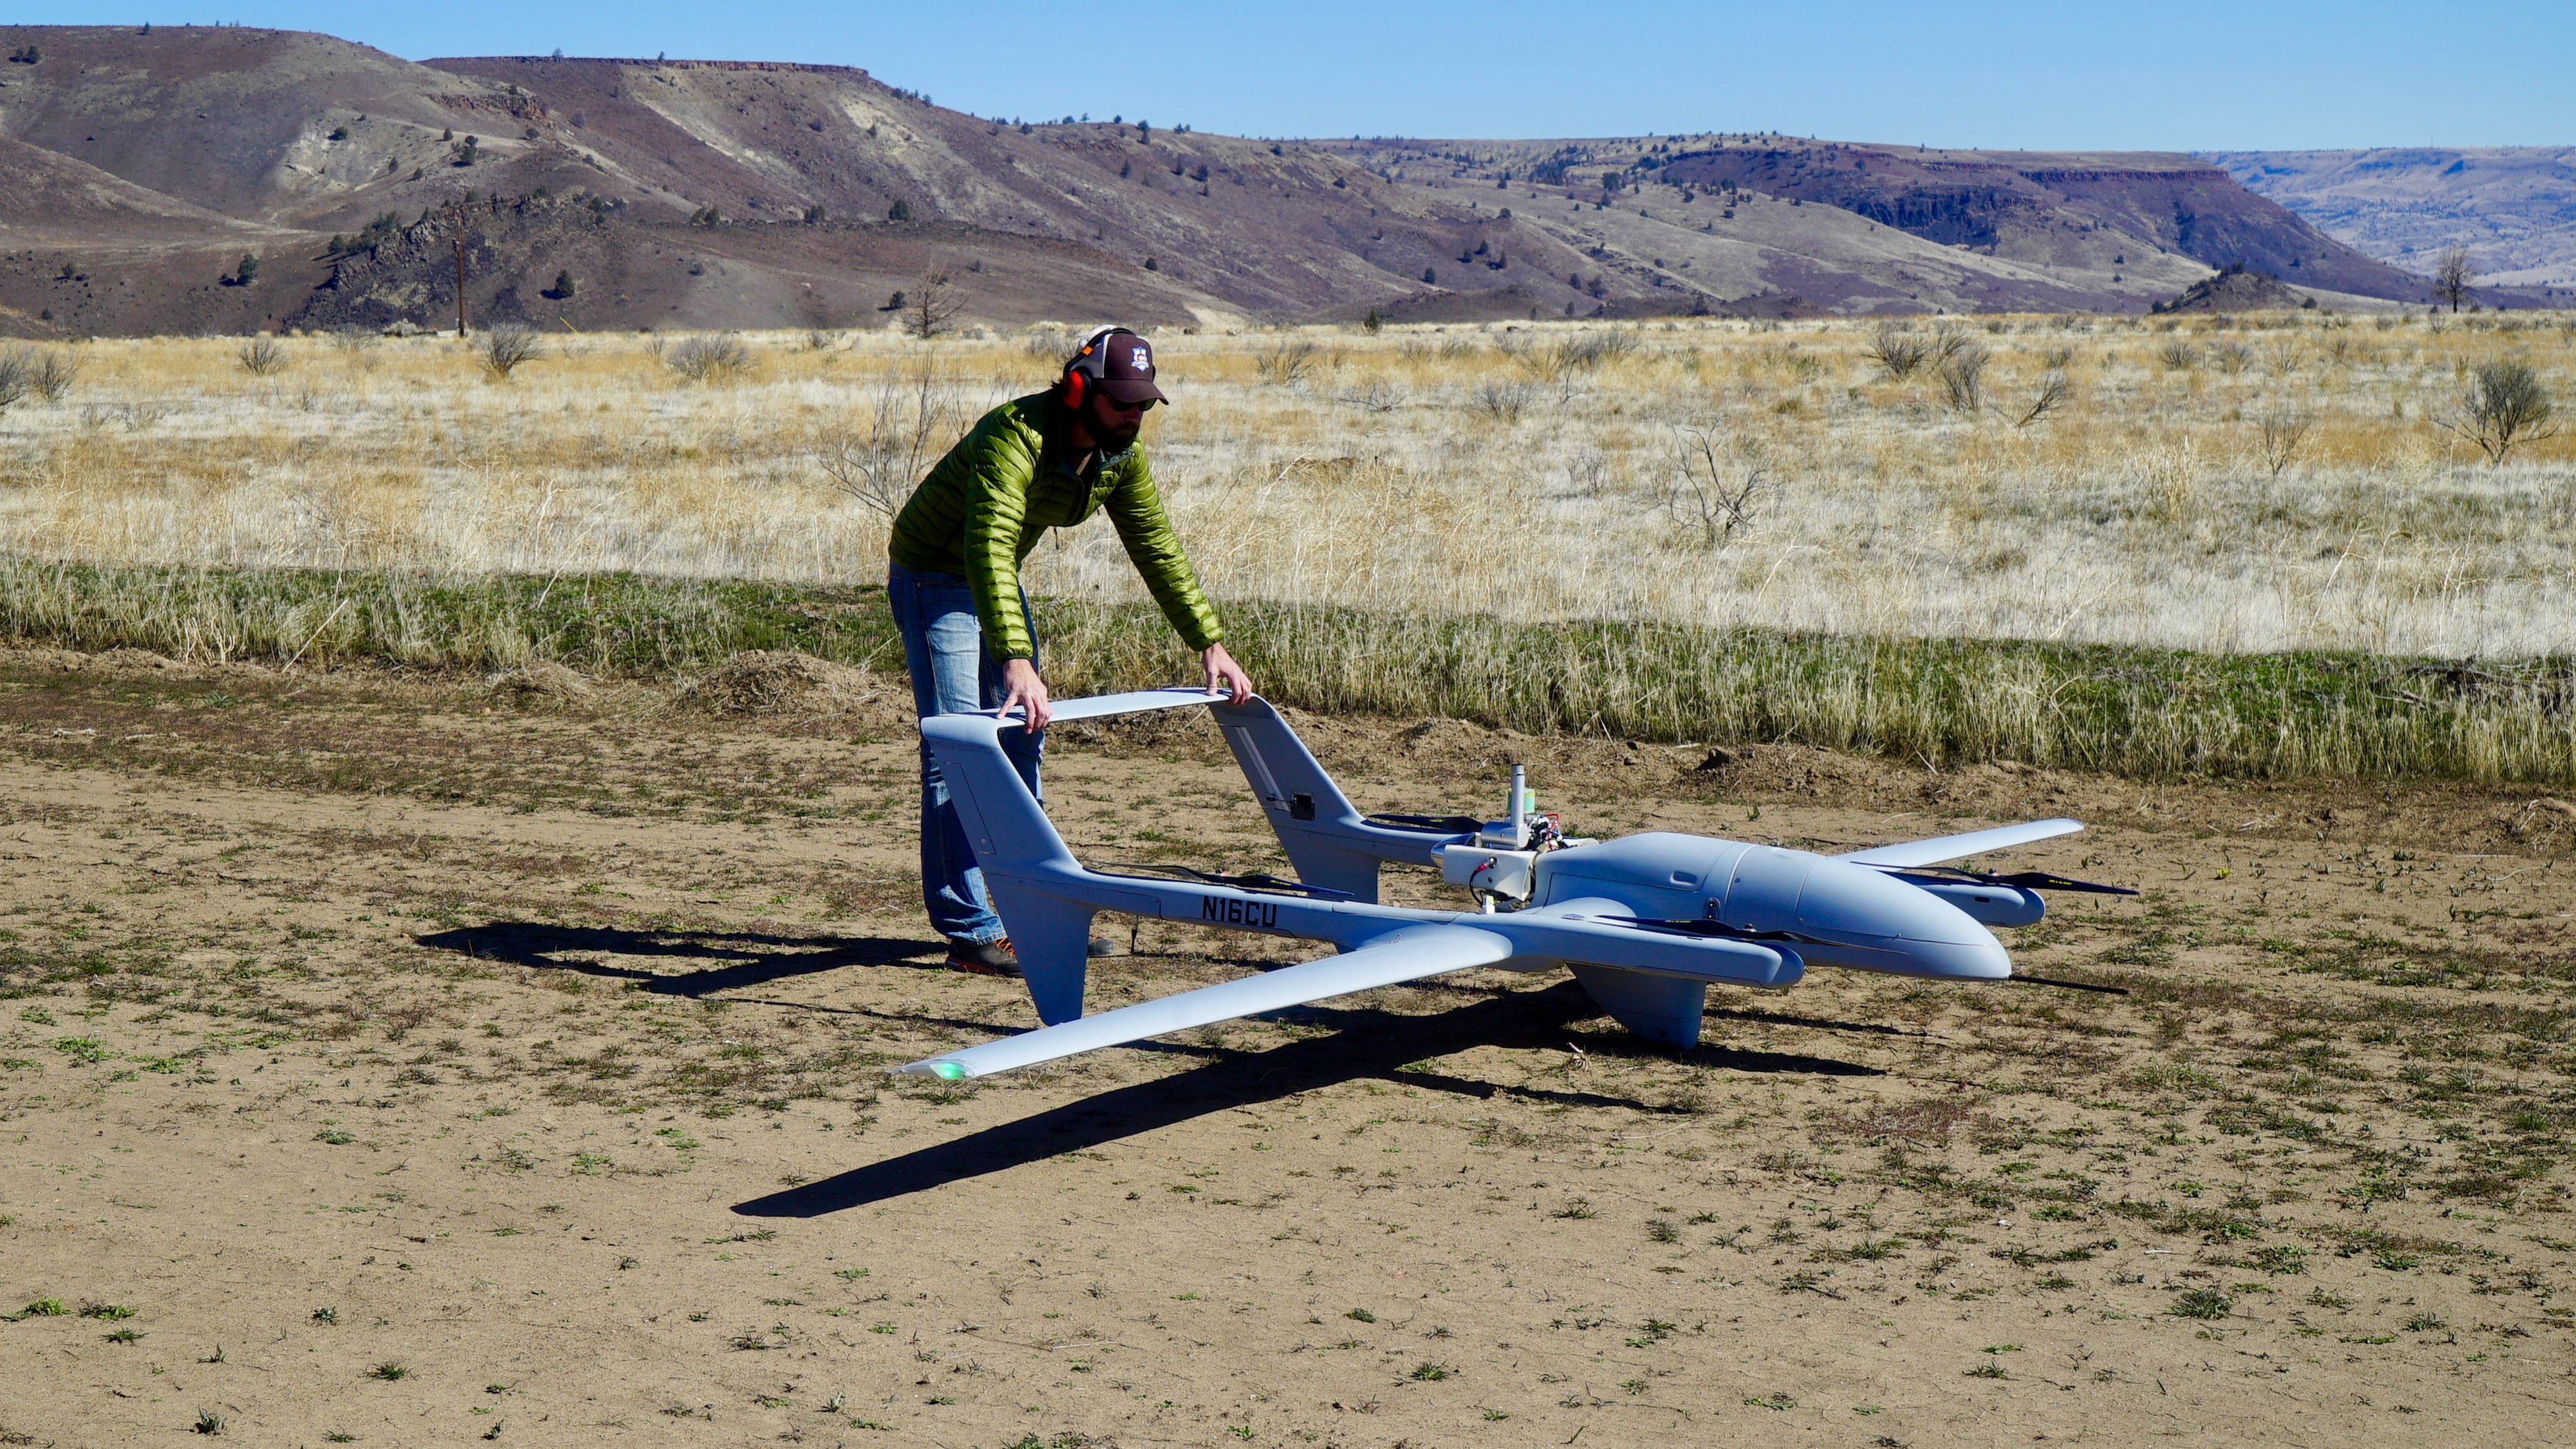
[735,977,1881,1219]
[415,921,937,997]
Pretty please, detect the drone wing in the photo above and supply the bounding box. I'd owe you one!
[1836,817,2084,869]
[894,924,1515,1080]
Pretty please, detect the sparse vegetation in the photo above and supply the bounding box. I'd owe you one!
[2254,407,2312,477]
[2014,372,2070,428]
[1252,339,1318,385]
[813,363,966,517]
[478,324,544,382]
[1660,427,1766,546]
[24,347,78,402]
[1936,339,1990,412]
[234,338,288,376]
[2171,1287,2235,1320]
[662,332,753,382]
[2441,360,2556,464]
[2432,248,2475,313]
[1868,322,1932,379]
[1473,378,1535,420]
[902,271,962,340]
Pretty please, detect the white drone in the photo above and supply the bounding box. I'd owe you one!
[896,690,2131,1082]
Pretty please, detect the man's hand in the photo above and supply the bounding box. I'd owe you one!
[1201,643,1254,705]
[999,657,1051,732]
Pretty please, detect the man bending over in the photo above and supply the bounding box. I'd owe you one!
[885,326,1253,975]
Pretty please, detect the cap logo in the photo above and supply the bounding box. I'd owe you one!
[1129,345,1150,372]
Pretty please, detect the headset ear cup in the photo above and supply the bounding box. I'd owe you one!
[1063,370,1085,409]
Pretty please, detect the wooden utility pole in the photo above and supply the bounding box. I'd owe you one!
[452,202,469,339]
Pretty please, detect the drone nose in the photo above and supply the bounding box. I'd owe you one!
[1736,855,2008,980]
[1879,933,2013,980]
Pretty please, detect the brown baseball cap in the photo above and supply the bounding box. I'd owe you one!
[1092,331,1167,404]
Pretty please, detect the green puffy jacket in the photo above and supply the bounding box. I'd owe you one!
[887,391,1221,661]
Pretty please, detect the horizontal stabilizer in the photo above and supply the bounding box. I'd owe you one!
[894,924,1513,1080]
[1013,686,1229,726]
[1837,818,2082,869]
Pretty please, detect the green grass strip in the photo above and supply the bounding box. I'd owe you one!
[1,559,2567,785]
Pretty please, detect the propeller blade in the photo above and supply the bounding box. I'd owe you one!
[1904,867,2138,897]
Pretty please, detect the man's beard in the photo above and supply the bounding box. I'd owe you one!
[1095,419,1141,450]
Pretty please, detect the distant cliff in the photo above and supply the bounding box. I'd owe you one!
[2206,148,2576,297]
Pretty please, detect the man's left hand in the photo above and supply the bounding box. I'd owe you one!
[1201,643,1253,704]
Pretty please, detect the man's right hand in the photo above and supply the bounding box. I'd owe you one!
[999,657,1051,732]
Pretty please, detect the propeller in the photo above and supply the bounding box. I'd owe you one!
[1890,866,2138,897]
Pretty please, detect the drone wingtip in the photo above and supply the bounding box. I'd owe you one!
[892,1059,972,1081]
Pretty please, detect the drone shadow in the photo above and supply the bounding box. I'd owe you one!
[414,922,938,997]
[734,979,1879,1218]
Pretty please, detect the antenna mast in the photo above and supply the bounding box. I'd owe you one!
[452,202,469,340]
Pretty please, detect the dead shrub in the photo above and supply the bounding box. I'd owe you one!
[487,661,597,706]
[664,333,753,383]
[680,650,877,716]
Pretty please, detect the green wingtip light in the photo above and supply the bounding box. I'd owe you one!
[931,1061,966,1081]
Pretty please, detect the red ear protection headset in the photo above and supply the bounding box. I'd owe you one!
[1061,325,1136,409]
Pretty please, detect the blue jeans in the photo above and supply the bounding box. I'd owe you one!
[887,561,1042,945]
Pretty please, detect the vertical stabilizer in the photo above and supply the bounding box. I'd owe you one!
[1210,697,1429,902]
[919,713,1092,1023]
[918,692,1219,1025]
[1567,964,1707,1049]
[918,715,1080,875]
[979,883,1096,1026]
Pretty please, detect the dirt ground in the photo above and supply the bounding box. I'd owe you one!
[5,647,2576,1448]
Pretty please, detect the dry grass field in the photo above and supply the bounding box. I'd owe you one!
[1,310,2571,657]
[2,653,2575,1446]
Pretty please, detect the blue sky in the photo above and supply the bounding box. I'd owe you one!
[11,1,2572,149]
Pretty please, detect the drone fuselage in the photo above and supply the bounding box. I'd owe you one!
[1136,830,2010,981]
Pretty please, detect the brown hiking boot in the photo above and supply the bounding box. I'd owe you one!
[946,937,1020,978]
